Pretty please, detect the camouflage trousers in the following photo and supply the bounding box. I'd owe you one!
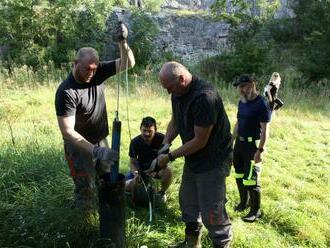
[64,138,109,209]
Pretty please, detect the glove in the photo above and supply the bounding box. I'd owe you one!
[143,158,161,174]
[112,21,128,42]
[158,143,171,155]
[92,146,119,162]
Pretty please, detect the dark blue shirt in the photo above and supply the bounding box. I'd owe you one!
[237,95,271,139]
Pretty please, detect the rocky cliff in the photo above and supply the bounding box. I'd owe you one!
[106,8,229,63]
[107,0,294,64]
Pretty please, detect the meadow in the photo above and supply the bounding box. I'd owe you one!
[0,70,329,248]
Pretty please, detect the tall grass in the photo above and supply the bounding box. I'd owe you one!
[0,67,329,247]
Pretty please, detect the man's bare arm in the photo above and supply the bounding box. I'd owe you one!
[116,40,135,72]
[57,115,94,154]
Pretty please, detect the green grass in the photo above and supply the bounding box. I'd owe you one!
[0,75,329,248]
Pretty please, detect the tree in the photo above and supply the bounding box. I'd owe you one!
[0,0,121,69]
[211,0,280,27]
[129,10,159,70]
[290,0,330,83]
[205,0,280,82]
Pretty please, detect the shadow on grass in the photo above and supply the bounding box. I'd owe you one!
[0,146,100,247]
[0,147,184,248]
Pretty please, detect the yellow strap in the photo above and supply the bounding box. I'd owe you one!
[234,173,244,179]
[243,179,256,186]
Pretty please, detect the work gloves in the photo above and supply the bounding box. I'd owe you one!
[144,144,171,174]
[158,143,171,155]
[92,146,119,163]
[112,21,128,42]
[144,159,160,174]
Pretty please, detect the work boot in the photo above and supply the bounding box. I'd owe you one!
[168,233,202,248]
[242,189,261,222]
[234,179,249,212]
[187,233,202,248]
[213,241,230,248]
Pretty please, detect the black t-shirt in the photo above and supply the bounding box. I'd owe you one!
[129,132,164,171]
[237,95,272,139]
[55,61,116,144]
[172,76,232,174]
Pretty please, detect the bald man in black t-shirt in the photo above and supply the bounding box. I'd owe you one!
[157,62,232,248]
[55,23,135,209]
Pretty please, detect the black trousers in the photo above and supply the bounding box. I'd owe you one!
[233,139,261,189]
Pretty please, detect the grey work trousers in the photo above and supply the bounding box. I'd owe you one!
[64,138,109,209]
[179,165,232,246]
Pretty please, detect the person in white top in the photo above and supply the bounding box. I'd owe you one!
[264,72,284,111]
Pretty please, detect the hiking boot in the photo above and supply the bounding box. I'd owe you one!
[213,241,231,248]
[186,233,202,248]
[168,234,202,248]
[168,240,186,248]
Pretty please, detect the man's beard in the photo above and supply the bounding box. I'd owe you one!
[240,95,247,103]
[240,91,256,102]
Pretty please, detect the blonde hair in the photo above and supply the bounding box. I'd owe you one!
[269,72,281,88]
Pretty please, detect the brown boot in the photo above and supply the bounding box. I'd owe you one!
[186,233,202,248]
[169,233,202,248]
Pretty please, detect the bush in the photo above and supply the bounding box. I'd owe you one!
[141,0,164,12]
[129,11,160,71]
[0,1,122,70]
[291,0,330,83]
[204,0,281,83]
[199,20,276,84]
[208,0,330,85]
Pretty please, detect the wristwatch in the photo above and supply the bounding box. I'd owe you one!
[257,147,264,153]
[168,152,176,162]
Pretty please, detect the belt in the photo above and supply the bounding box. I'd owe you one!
[238,136,259,142]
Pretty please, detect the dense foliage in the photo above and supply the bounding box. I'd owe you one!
[130,11,160,70]
[0,0,126,70]
[207,0,330,85]
[288,0,330,83]
[1,0,330,85]
[0,0,164,72]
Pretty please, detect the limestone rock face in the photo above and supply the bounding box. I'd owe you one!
[107,1,295,63]
[161,0,216,10]
[161,0,294,17]
[106,7,229,63]
[153,11,229,63]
